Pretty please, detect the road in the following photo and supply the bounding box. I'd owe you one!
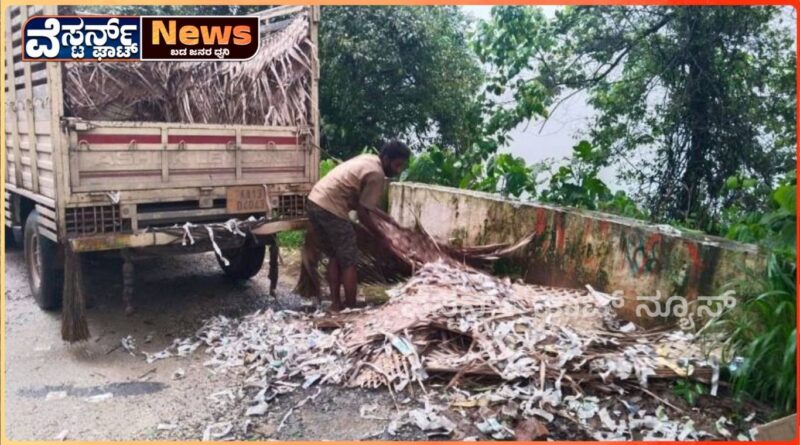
[3,244,406,441]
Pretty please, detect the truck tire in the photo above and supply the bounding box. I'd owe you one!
[24,210,64,310]
[216,241,266,281]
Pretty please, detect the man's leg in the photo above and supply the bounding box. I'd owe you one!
[327,258,342,312]
[342,264,358,308]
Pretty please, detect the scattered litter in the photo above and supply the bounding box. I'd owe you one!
[157,423,177,431]
[54,430,68,441]
[407,402,455,437]
[140,260,758,440]
[476,417,513,440]
[144,350,172,364]
[144,332,155,344]
[716,416,733,438]
[202,422,232,441]
[245,403,269,417]
[619,322,637,333]
[172,368,186,380]
[121,336,136,355]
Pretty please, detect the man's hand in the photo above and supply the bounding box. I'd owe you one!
[356,204,381,236]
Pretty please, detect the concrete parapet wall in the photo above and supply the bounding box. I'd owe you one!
[388,182,766,322]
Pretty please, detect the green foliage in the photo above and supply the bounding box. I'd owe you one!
[319,6,484,158]
[724,171,796,260]
[319,159,337,178]
[402,146,541,198]
[476,6,796,230]
[709,172,797,415]
[672,379,708,407]
[277,230,305,249]
[473,6,552,149]
[535,141,647,218]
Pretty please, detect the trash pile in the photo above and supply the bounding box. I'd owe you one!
[144,260,760,440]
[64,11,314,126]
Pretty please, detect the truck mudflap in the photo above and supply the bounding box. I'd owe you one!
[68,218,308,253]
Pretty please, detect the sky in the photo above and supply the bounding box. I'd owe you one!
[461,6,612,188]
[460,5,797,192]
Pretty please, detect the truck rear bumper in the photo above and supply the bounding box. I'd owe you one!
[68,218,308,253]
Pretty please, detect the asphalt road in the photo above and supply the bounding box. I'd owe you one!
[3,244,405,441]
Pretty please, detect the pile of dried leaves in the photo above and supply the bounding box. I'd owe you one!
[143,260,760,441]
[64,10,314,126]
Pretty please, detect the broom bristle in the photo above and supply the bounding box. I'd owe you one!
[294,230,322,299]
[61,247,90,342]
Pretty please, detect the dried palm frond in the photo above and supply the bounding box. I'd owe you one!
[63,14,315,126]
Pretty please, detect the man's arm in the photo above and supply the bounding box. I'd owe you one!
[356,173,385,235]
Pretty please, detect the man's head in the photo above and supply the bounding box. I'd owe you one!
[379,139,411,177]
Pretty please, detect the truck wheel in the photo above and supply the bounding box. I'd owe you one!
[24,210,64,310]
[216,241,266,281]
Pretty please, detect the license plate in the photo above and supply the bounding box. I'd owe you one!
[226,186,268,214]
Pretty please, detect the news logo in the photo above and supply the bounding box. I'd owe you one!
[23,16,140,61]
[141,17,259,60]
[22,15,259,61]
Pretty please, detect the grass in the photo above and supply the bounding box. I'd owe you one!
[708,253,797,417]
[277,230,305,249]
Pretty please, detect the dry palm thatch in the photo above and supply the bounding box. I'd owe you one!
[63,14,315,126]
[293,206,530,299]
[152,261,740,440]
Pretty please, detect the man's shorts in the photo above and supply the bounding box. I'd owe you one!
[307,200,359,268]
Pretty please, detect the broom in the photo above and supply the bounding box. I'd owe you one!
[61,244,90,342]
[294,228,322,299]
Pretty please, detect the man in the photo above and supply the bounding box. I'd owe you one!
[307,140,411,311]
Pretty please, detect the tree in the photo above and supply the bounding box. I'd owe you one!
[319,6,484,158]
[476,6,796,231]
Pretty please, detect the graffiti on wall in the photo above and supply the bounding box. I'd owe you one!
[621,232,662,276]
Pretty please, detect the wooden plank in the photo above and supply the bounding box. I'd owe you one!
[37,158,54,171]
[5,9,24,187]
[235,128,242,179]
[310,6,321,182]
[160,125,169,182]
[21,170,33,189]
[82,119,300,133]
[37,214,57,232]
[71,175,310,193]
[22,5,44,194]
[39,226,58,242]
[17,119,53,136]
[44,7,67,240]
[5,182,56,208]
[35,204,56,220]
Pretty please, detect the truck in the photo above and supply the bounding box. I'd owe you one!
[3,5,320,315]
